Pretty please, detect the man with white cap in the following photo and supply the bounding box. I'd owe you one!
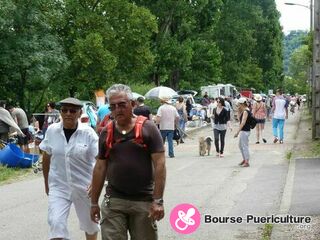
[156,96,179,158]
[40,97,99,240]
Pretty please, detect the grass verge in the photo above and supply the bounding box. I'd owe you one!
[286,151,292,160]
[309,140,320,156]
[298,139,320,158]
[0,165,31,184]
[262,223,273,240]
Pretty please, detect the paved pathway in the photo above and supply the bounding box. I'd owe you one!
[0,111,305,239]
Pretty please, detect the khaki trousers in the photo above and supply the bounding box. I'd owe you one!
[100,198,158,240]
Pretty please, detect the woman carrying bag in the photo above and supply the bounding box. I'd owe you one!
[175,96,188,144]
[234,97,251,167]
[252,94,267,144]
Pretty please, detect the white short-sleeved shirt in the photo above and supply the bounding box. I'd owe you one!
[273,96,288,119]
[39,121,98,199]
[157,104,179,130]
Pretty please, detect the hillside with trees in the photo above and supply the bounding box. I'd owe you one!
[283,30,308,75]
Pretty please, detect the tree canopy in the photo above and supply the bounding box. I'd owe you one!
[0,0,287,114]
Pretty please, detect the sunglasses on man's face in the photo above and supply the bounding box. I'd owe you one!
[108,101,130,111]
[60,108,79,114]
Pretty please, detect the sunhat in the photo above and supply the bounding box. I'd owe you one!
[159,96,171,104]
[238,97,247,104]
[254,94,262,101]
[59,97,83,107]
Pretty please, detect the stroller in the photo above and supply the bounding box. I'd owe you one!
[30,130,44,173]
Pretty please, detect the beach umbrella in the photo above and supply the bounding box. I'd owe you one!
[144,86,177,100]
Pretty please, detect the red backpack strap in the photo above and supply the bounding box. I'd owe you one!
[98,114,111,134]
[134,115,147,146]
[104,120,114,158]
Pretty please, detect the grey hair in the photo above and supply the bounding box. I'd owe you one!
[106,84,133,102]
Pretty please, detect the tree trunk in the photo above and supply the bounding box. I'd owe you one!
[171,69,180,90]
[152,72,160,86]
[19,68,27,110]
[69,86,77,97]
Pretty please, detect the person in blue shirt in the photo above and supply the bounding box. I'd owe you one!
[97,98,110,127]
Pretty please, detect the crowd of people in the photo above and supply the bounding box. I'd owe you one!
[0,85,305,239]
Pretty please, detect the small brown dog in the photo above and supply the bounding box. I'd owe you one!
[199,136,213,156]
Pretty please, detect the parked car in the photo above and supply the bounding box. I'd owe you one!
[80,101,98,128]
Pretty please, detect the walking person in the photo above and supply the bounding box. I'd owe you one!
[252,94,267,144]
[175,96,188,144]
[157,97,179,158]
[271,89,289,144]
[133,96,153,120]
[234,98,251,167]
[265,95,272,121]
[97,98,111,127]
[212,97,229,157]
[7,104,31,153]
[208,98,217,127]
[42,102,60,136]
[39,97,99,240]
[0,101,24,142]
[90,84,166,240]
[186,97,192,119]
[201,92,210,107]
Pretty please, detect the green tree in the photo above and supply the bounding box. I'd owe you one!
[133,0,222,90]
[215,0,262,89]
[0,0,68,113]
[215,0,283,92]
[252,0,283,91]
[53,0,157,98]
[283,30,308,74]
[284,45,310,94]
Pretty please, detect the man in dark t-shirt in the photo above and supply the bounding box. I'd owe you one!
[90,84,166,240]
[133,97,153,120]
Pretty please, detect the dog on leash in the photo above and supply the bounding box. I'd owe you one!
[199,136,213,156]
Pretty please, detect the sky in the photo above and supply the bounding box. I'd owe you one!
[275,0,311,33]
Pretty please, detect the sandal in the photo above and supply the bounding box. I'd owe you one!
[242,163,250,167]
[238,160,245,166]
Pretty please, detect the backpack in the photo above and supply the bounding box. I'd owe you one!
[248,111,257,129]
[97,114,112,134]
[104,115,148,158]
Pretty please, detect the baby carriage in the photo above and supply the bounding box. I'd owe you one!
[30,130,44,173]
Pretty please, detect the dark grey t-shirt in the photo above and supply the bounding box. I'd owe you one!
[0,120,9,134]
[98,119,164,200]
[11,108,29,129]
[133,105,151,119]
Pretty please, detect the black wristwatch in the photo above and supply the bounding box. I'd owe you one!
[153,198,164,205]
